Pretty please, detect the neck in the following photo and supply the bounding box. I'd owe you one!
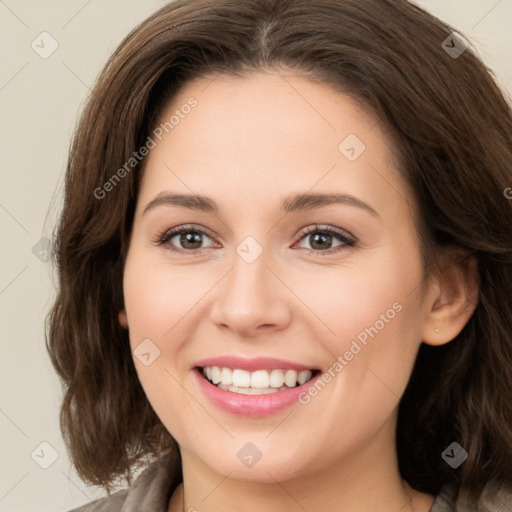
[169,415,435,512]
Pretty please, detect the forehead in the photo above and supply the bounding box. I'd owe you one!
[139,70,413,224]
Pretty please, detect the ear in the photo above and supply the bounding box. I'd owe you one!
[421,248,479,346]
[119,309,129,329]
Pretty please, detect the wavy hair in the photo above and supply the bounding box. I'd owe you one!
[46,0,512,501]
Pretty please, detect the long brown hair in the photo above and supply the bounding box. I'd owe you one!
[46,0,512,501]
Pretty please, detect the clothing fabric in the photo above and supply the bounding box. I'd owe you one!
[67,452,512,511]
[431,479,512,511]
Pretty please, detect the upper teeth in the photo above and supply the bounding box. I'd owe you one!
[202,367,313,388]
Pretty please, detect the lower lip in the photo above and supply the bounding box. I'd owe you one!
[193,368,321,417]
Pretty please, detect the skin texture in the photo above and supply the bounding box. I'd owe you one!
[119,70,479,512]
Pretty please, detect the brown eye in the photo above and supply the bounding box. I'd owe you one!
[155,225,217,253]
[294,225,356,256]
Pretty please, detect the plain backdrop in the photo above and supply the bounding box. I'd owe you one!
[0,1,510,511]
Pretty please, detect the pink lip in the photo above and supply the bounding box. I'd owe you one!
[193,368,321,417]
[193,356,316,372]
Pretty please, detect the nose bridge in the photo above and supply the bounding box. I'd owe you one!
[228,233,274,305]
[209,231,290,334]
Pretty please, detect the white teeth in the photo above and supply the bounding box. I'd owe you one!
[201,366,316,393]
[269,369,285,388]
[232,369,251,388]
[251,370,270,388]
[298,370,313,385]
[217,384,289,394]
[211,366,221,384]
[284,369,297,388]
[246,387,281,395]
[220,367,232,386]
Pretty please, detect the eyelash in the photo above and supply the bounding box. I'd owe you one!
[153,223,357,257]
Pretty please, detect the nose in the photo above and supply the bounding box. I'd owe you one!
[209,243,292,339]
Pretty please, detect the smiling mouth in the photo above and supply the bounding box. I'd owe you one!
[197,366,320,395]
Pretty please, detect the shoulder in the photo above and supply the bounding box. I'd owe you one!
[429,479,512,512]
[66,489,128,512]
[66,451,181,512]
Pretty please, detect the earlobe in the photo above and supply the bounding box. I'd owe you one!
[119,310,129,328]
[421,250,479,347]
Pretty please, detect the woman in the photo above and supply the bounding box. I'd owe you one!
[46,0,512,511]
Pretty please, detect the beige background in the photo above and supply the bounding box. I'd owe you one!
[0,1,510,511]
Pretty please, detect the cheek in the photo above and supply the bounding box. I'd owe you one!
[122,251,200,437]
[122,251,189,342]
[314,249,424,397]
[317,262,418,341]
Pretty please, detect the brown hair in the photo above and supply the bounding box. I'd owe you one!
[46,0,512,501]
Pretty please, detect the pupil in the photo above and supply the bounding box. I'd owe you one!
[311,233,331,250]
[182,232,202,249]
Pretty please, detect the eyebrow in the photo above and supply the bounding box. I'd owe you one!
[143,191,379,217]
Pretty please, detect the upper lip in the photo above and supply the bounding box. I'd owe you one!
[194,356,317,372]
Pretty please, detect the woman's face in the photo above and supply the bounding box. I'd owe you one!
[120,70,435,482]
